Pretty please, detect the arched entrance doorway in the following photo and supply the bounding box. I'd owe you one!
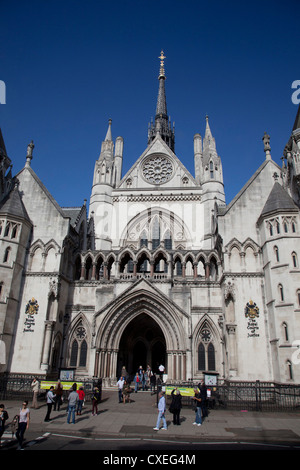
[117,313,166,379]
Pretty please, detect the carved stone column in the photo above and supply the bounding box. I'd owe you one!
[226,323,238,373]
[41,321,55,371]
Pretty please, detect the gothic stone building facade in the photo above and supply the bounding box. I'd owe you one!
[1,54,300,385]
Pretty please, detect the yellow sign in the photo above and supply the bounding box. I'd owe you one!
[40,381,84,390]
[165,386,198,397]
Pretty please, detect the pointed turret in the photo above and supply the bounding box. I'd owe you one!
[99,119,114,161]
[201,115,223,185]
[0,128,8,158]
[282,105,300,207]
[0,128,13,202]
[89,119,123,249]
[148,51,175,151]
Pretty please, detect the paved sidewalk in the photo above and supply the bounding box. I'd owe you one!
[1,389,300,446]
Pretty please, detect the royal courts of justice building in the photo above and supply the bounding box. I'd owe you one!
[0,52,300,386]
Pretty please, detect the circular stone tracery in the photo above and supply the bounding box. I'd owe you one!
[142,154,173,185]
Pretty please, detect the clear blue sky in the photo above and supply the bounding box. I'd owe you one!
[1,0,299,207]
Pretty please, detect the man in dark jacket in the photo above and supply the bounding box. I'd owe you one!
[170,388,182,425]
[0,403,8,444]
[198,380,208,418]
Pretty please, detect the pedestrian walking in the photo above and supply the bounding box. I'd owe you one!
[141,370,147,390]
[117,376,125,403]
[134,372,140,392]
[150,371,156,393]
[199,380,208,419]
[30,377,40,409]
[44,386,55,422]
[153,391,167,430]
[170,388,182,425]
[193,387,202,426]
[67,384,79,423]
[0,403,9,445]
[53,380,63,411]
[76,386,85,415]
[16,400,30,450]
[91,386,101,416]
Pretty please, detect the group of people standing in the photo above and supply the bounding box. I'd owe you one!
[117,364,164,403]
[31,378,87,425]
[154,380,208,430]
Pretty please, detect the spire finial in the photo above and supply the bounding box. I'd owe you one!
[159,50,166,79]
[25,140,34,167]
[105,119,112,141]
[262,131,271,160]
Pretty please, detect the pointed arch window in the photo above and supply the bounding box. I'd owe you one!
[11,223,19,239]
[164,230,172,250]
[85,256,93,280]
[152,216,160,250]
[3,247,11,263]
[70,340,78,367]
[198,342,216,371]
[207,343,216,370]
[140,230,148,248]
[79,340,87,367]
[4,222,10,237]
[282,322,289,342]
[174,257,182,276]
[198,323,216,372]
[274,246,280,263]
[292,252,298,268]
[210,161,214,179]
[268,222,273,236]
[96,257,104,279]
[278,284,284,302]
[70,323,88,368]
[276,220,280,234]
[287,360,293,380]
[198,343,205,370]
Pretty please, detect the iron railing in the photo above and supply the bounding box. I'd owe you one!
[165,380,300,412]
[0,374,100,402]
[1,375,300,412]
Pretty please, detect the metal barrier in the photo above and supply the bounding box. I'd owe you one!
[0,374,101,403]
[1,375,300,412]
[164,380,300,412]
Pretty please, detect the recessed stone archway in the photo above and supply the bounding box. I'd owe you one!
[94,284,189,382]
[116,312,166,378]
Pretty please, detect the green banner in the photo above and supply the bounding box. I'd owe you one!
[165,386,198,397]
[40,381,83,390]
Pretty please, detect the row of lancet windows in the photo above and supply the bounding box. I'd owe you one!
[0,220,20,240]
[268,218,297,236]
[0,220,20,265]
[273,247,298,267]
[277,284,300,307]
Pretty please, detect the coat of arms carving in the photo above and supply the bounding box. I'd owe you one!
[244,300,259,319]
[25,298,39,315]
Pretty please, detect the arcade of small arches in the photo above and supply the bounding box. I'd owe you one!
[72,248,221,282]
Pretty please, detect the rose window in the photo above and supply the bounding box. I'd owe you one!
[142,155,173,184]
[201,328,211,343]
[75,324,87,341]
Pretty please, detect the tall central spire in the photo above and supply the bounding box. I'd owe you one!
[148,51,175,152]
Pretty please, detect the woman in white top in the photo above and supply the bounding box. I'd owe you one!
[16,400,30,450]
